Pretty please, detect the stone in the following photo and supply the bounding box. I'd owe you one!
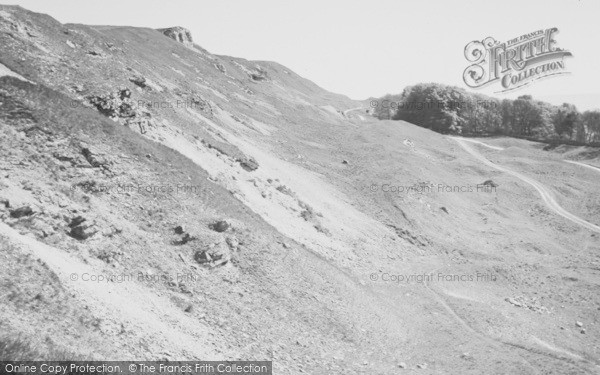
[505,297,522,307]
[10,206,33,218]
[194,250,212,264]
[81,147,107,168]
[194,241,231,267]
[67,216,97,240]
[226,236,239,250]
[481,179,498,188]
[249,66,268,81]
[214,62,226,73]
[237,157,259,172]
[157,27,194,48]
[576,321,583,327]
[129,75,148,89]
[209,220,230,233]
[69,215,86,228]
[398,362,407,369]
[69,224,97,240]
[179,233,195,244]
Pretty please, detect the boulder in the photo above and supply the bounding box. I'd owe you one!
[194,250,212,264]
[67,216,97,240]
[194,242,231,267]
[250,71,267,81]
[68,223,97,240]
[180,233,194,244]
[237,157,259,172]
[481,180,498,188]
[226,236,240,251]
[9,205,33,218]
[68,215,86,228]
[214,62,226,73]
[209,220,230,233]
[81,147,108,168]
[249,66,269,81]
[129,75,148,89]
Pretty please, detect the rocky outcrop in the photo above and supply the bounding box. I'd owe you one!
[237,157,259,172]
[481,179,498,188]
[9,205,33,218]
[86,88,154,134]
[209,220,230,233]
[157,27,193,48]
[81,146,108,168]
[249,67,268,81]
[194,241,231,267]
[67,216,97,240]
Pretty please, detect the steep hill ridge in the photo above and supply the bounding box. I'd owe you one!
[1,5,599,374]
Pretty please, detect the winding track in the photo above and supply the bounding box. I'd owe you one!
[342,107,365,116]
[422,267,596,372]
[565,160,600,174]
[450,137,600,234]
[426,137,600,371]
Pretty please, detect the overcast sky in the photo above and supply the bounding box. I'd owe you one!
[7,0,600,110]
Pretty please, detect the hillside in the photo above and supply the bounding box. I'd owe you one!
[0,5,599,374]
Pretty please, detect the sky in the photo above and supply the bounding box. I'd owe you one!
[6,0,600,110]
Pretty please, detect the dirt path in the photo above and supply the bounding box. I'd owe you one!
[422,266,598,373]
[564,160,600,174]
[450,137,505,151]
[342,107,364,116]
[451,137,600,234]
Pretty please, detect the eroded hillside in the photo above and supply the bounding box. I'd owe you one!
[1,5,599,374]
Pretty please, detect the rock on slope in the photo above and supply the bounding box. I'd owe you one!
[1,5,599,374]
[158,26,194,48]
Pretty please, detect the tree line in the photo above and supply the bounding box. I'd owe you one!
[372,83,600,144]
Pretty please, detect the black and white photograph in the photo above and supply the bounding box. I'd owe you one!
[0,1,599,374]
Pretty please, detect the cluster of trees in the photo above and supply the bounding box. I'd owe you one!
[374,83,600,144]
